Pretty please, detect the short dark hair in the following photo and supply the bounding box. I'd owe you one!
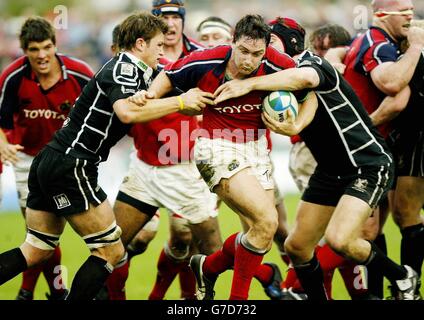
[19,17,56,50]
[233,15,271,46]
[309,24,352,49]
[118,12,168,51]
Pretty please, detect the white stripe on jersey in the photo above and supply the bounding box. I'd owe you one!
[261,59,284,72]
[342,120,361,133]
[316,64,392,167]
[165,59,225,75]
[67,70,91,82]
[81,159,101,204]
[58,54,93,73]
[67,88,102,155]
[85,124,107,137]
[94,108,115,154]
[92,106,113,116]
[74,158,89,210]
[366,30,374,48]
[0,65,26,110]
[351,140,374,154]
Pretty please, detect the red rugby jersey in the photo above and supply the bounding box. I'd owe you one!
[165,45,297,142]
[131,36,202,166]
[343,27,400,138]
[0,54,93,156]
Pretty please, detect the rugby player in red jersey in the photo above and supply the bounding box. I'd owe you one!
[144,14,315,300]
[0,16,94,300]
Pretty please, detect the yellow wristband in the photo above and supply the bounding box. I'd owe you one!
[177,96,184,110]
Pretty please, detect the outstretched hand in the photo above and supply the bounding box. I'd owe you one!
[214,79,253,104]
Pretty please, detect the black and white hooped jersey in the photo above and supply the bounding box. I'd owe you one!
[48,52,152,163]
[297,51,392,174]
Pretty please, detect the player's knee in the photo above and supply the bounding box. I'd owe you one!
[284,236,306,258]
[256,215,278,241]
[324,232,350,256]
[23,228,60,267]
[83,222,125,265]
[170,230,192,246]
[164,241,191,261]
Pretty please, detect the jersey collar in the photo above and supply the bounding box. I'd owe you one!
[123,52,153,82]
[370,26,398,46]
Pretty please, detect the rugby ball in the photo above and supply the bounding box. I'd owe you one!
[262,90,298,122]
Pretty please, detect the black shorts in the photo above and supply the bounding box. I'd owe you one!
[27,146,107,216]
[390,130,424,178]
[302,164,393,209]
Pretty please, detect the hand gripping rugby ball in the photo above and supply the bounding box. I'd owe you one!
[262,90,298,122]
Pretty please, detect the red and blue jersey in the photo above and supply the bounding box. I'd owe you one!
[343,26,400,137]
[0,54,93,156]
[165,45,297,142]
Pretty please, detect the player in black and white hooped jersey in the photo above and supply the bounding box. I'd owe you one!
[213,49,419,300]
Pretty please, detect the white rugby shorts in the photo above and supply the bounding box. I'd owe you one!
[194,135,274,191]
[119,152,218,225]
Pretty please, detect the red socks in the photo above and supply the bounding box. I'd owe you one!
[202,233,238,277]
[21,246,65,297]
[254,264,274,286]
[106,260,129,300]
[21,265,43,294]
[230,240,264,300]
[178,264,196,300]
[148,248,184,300]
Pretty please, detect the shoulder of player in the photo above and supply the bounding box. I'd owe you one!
[183,35,205,52]
[365,28,398,53]
[263,46,296,70]
[58,54,94,80]
[296,50,325,67]
[0,56,27,81]
[165,46,230,71]
[97,53,139,86]
[0,56,27,90]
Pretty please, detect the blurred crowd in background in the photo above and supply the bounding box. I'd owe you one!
[1,0,424,72]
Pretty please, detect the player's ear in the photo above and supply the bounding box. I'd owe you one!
[135,37,147,51]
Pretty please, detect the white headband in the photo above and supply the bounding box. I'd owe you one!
[199,21,232,39]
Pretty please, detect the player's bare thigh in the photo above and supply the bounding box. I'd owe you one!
[214,167,278,249]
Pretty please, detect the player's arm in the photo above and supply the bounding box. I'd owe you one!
[0,128,24,165]
[262,91,318,136]
[113,88,214,123]
[370,27,424,96]
[146,70,174,99]
[370,85,411,126]
[214,67,320,104]
[324,47,348,74]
